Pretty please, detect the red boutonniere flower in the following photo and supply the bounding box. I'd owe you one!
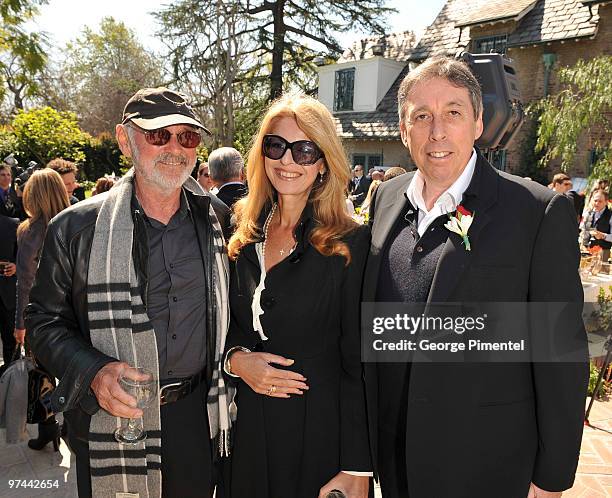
[456,205,472,217]
[444,204,474,251]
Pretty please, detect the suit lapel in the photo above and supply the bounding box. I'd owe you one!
[371,186,412,254]
[427,155,499,303]
[363,174,414,301]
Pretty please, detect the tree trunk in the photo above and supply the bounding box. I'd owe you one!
[269,0,285,101]
[13,92,23,110]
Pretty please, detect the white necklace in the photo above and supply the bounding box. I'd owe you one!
[263,203,296,257]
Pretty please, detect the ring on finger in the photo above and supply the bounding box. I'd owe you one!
[266,385,276,396]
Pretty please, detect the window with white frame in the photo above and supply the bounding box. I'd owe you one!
[334,68,355,112]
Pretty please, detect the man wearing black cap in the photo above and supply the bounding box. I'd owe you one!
[25,88,233,498]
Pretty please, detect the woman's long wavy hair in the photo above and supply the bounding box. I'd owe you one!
[17,169,70,237]
[228,92,357,263]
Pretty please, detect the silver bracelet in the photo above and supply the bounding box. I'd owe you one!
[224,346,252,378]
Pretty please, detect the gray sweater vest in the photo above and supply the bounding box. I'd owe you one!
[376,207,448,303]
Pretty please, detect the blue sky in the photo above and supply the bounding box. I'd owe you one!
[32,0,446,56]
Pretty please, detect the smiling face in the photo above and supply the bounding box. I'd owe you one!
[117,123,197,192]
[264,116,325,203]
[399,77,483,188]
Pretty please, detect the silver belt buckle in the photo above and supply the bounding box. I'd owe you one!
[159,381,184,405]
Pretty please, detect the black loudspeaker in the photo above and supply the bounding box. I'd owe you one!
[460,52,525,150]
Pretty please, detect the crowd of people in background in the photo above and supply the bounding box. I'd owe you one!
[543,172,612,261]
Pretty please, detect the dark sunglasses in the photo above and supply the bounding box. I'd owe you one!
[129,125,202,149]
[262,134,324,165]
[198,170,209,178]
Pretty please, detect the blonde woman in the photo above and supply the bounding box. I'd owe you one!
[13,169,70,451]
[225,93,371,498]
[360,179,382,216]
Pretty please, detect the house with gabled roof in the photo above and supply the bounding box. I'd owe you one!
[316,32,416,172]
[317,0,611,179]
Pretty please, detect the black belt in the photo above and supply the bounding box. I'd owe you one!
[159,370,205,405]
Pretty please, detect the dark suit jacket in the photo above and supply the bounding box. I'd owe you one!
[363,153,588,498]
[0,188,25,220]
[216,182,248,210]
[350,176,371,207]
[588,206,612,250]
[0,215,19,308]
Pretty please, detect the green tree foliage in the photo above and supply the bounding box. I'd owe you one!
[11,106,90,164]
[156,0,394,147]
[81,132,124,181]
[50,17,163,136]
[1,107,125,179]
[534,56,611,177]
[0,0,48,113]
[0,124,18,158]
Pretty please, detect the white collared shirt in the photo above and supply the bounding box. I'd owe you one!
[593,207,606,224]
[406,149,477,237]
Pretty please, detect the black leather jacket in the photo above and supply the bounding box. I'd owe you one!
[25,181,229,440]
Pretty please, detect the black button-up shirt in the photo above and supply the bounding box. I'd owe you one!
[140,193,207,379]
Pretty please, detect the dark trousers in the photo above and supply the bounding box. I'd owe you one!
[0,297,16,366]
[72,382,215,498]
[378,363,411,498]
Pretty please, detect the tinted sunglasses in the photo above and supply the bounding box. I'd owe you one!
[198,170,209,178]
[129,125,202,149]
[262,134,324,165]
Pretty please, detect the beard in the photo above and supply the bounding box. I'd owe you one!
[133,150,193,191]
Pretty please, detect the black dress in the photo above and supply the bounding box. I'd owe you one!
[225,205,371,498]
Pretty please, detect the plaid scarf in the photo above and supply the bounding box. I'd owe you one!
[87,169,233,498]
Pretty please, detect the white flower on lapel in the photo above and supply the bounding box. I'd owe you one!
[444,205,473,251]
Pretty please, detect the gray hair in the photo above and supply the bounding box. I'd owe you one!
[123,124,141,164]
[208,147,244,183]
[397,56,482,121]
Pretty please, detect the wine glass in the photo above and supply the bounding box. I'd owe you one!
[114,367,157,445]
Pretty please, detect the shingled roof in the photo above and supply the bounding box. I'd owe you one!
[456,0,538,28]
[409,0,604,61]
[338,32,416,62]
[509,0,605,45]
[334,65,408,140]
[334,0,606,139]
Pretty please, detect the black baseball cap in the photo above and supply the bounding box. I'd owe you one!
[122,87,211,135]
